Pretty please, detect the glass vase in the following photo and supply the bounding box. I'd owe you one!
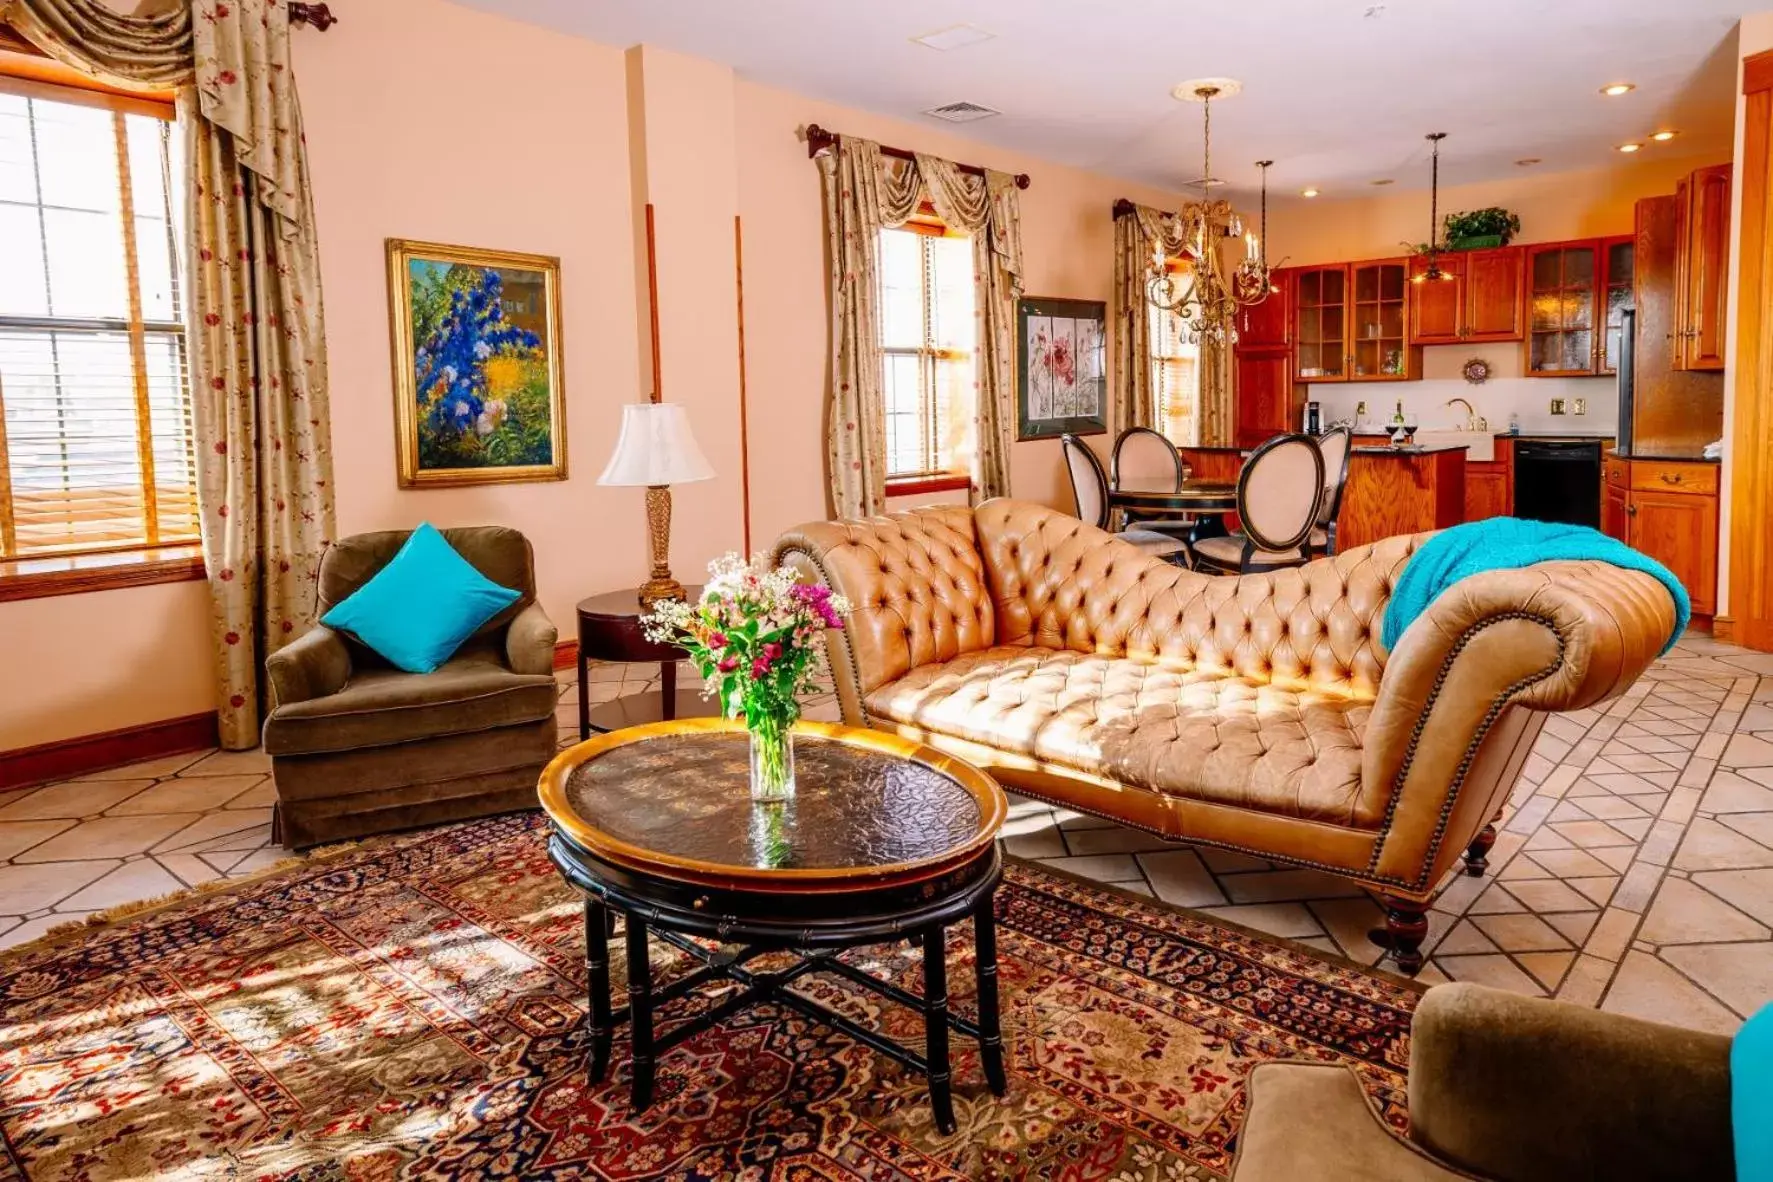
[747,718,796,803]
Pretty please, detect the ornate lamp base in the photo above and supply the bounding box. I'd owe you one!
[637,485,687,610]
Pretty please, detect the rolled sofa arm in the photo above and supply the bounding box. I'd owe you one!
[505,601,558,675]
[265,625,352,708]
[772,506,992,727]
[1408,983,1733,1181]
[1362,560,1675,885]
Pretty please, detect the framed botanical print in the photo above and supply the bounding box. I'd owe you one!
[386,239,567,487]
[1017,296,1108,441]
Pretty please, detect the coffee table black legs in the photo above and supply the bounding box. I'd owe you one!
[625,913,656,1110]
[584,898,614,1084]
[973,899,1008,1097]
[920,925,956,1135]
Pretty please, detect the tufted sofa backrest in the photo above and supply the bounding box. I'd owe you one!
[973,500,1419,697]
[773,505,994,695]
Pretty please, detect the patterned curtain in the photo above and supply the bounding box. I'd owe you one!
[7,0,335,750]
[818,136,1023,518]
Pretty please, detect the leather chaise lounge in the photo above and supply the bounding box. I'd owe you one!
[774,500,1675,972]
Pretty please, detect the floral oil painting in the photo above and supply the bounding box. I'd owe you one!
[386,240,567,487]
[1017,296,1107,440]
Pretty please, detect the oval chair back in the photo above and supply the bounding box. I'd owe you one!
[1112,426,1184,491]
[1237,433,1326,559]
[1314,425,1353,551]
[1061,434,1111,528]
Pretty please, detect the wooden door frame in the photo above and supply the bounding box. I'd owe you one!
[1729,51,1773,648]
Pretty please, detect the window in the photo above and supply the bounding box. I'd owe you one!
[0,81,196,561]
[1150,287,1202,448]
[877,222,974,480]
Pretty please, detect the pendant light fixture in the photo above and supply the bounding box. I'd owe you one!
[1412,132,1457,284]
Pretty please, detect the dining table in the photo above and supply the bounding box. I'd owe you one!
[1107,474,1239,516]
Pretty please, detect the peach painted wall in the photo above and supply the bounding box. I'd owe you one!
[1265,152,1726,267]
[732,78,1183,542]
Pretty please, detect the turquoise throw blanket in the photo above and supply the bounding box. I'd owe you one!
[1738,1002,1773,1181]
[1380,518,1689,655]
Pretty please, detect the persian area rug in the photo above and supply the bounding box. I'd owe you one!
[0,813,1418,1180]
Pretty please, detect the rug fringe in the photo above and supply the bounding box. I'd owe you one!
[2,837,369,961]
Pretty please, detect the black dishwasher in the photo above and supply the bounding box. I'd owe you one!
[1513,439,1603,528]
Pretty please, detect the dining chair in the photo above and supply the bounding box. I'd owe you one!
[1189,433,1325,574]
[1111,426,1193,537]
[1061,434,1188,563]
[1306,425,1353,556]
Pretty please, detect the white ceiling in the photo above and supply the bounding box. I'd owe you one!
[454,0,1744,201]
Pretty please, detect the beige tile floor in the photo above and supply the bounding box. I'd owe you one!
[2,639,1770,1035]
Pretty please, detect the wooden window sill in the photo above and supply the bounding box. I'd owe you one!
[886,474,972,497]
[0,545,206,603]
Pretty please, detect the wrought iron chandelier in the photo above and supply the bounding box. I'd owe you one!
[1146,82,1276,346]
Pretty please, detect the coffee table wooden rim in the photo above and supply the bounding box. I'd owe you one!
[538,717,1009,895]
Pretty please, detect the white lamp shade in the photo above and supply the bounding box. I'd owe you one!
[596,402,716,487]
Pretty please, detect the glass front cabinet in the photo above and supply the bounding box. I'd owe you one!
[1291,260,1418,383]
[1525,235,1633,377]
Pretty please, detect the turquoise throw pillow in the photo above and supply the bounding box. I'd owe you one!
[1737,1001,1773,1181]
[321,523,521,674]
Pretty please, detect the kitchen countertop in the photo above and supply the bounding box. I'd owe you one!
[1351,444,1469,456]
[1610,447,1721,464]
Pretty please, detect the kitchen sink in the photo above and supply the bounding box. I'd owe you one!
[1411,429,1495,462]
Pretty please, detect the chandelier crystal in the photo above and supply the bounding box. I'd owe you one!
[1146,84,1276,346]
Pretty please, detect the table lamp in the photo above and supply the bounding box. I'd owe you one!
[597,402,716,607]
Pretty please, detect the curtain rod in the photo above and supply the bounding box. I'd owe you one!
[1113,198,1175,220]
[805,124,1030,190]
[289,3,338,30]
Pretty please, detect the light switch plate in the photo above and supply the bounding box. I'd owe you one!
[1549,398,1567,415]
[1573,398,1587,415]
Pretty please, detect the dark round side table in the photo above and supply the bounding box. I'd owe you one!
[539,718,1011,1135]
[575,586,721,739]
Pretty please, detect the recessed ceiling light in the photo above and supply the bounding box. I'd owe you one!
[1515,157,1543,167]
[1601,82,1635,96]
[1617,142,1642,153]
[911,23,995,51]
[1370,178,1395,186]
[1301,188,1320,198]
[1651,129,1678,141]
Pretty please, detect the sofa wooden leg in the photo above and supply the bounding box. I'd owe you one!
[1464,823,1498,877]
[1368,895,1430,975]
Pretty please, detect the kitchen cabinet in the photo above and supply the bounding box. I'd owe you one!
[1602,453,1719,616]
[1463,438,1513,522]
[1524,236,1634,376]
[1235,268,1291,348]
[1409,247,1525,344]
[1674,163,1732,372]
[1290,260,1416,382]
[1233,347,1296,449]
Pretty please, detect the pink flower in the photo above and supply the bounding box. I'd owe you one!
[717,656,739,673]
[710,632,727,648]
[751,658,771,680]
[761,642,783,662]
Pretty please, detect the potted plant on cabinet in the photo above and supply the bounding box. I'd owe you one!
[1441,207,1521,250]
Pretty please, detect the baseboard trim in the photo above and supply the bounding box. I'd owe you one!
[1712,615,1735,642]
[0,711,220,793]
[553,640,579,671]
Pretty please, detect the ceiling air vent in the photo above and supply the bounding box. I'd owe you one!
[923,101,1000,124]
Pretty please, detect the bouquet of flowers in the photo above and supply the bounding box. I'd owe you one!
[643,553,850,801]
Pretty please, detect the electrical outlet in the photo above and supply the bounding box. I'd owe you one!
[1572,398,1587,415]
[1549,398,1567,415]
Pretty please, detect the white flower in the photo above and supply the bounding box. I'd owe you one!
[473,340,493,360]
[440,365,458,384]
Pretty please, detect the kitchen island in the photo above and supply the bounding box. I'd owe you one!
[1337,444,1468,550]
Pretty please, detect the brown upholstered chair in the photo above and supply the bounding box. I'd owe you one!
[773,500,1674,972]
[1111,426,1193,536]
[1230,983,1733,1181]
[263,526,557,848]
[1307,424,1354,557]
[1061,433,1188,563]
[1191,432,1325,573]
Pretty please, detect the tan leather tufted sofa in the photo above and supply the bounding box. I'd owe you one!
[773,500,1676,973]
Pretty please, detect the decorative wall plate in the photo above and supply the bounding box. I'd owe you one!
[1461,357,1492,385]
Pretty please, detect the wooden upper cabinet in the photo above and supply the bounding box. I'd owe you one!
[1233,347,1296,447]
[1235,267,1291,349]
[1292,265,1349,382]
[1463,247,1526,341]
[1675,163,1732,371]
[1408,253,1464,343]
[1525,236,1633,376]
[1349,259,1416,380]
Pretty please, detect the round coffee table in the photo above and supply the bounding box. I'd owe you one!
[538,718,1010,1134]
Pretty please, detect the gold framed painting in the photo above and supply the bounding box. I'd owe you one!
[386,239,567,487]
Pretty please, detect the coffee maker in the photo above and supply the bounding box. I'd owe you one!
[1304,401,1321,433]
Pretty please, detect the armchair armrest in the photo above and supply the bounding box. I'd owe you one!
[1363,560,1674,885]
[1408,983,1733,1182]
[505,601,558,676]
[265,625,352,708]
